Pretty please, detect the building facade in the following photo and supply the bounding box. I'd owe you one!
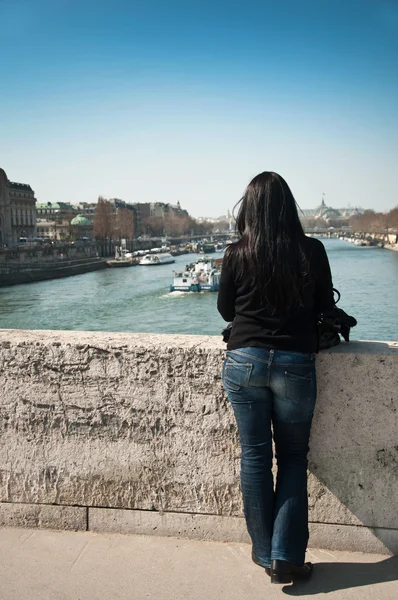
[36,202,79,241]
[300,197,363,223]
[0,168,37,245]
[35,219,72,240]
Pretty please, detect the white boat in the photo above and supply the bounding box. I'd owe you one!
[139,252,175,265]
[170,257,222,292]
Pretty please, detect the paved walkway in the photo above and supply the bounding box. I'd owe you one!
[0,527,397,599]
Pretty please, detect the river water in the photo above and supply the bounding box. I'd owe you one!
[0,238,397,341]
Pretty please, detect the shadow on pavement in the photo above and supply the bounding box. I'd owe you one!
[282,556,398,595]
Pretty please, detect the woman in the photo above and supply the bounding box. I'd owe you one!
[218,172,334,584]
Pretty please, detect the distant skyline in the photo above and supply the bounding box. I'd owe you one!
[1,0,397,216]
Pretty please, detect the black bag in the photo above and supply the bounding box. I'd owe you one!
[317,288,357,351]
[222,323,233,343]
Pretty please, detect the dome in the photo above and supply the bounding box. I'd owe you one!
[314,199,341,220]
[71,214,91,226]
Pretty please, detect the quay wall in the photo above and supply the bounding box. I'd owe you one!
[0,330,397,555]
[0,258,108,286]
[0,243,99,266]
[338,231,398,251]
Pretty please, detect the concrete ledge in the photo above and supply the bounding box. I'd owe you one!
[0,500,396,555]
[0,502,86,531]
[91,508,397,555]
[82,505,398,555]
[308,523,398,556]
[90,506,397,555]
[89,507,250,542]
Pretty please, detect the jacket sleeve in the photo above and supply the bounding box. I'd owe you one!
[314,241,335,314]
[217,257,236,322]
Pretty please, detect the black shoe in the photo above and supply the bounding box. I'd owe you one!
[251,550,271,576]
[270,559,313,584]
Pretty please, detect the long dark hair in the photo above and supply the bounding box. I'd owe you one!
[226,171,309,313]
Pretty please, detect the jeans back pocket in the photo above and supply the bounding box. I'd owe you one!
[285,369,316,405]
[223,356,252,391]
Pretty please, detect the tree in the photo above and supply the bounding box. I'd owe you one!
[350,210,377,231]
[141,216,164,237]
[388,207,398,229]
[164,213,190,236]
[115,208,135,240]
[190,219,215,235]
[93,197,115,240]
[214,219,230,232]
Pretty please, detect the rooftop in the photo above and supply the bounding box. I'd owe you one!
[70,214,91,226]
[36,202,75,210]
[9,181,33,191]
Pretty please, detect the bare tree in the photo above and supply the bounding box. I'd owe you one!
[93,197,115,240]
[214,219,230,232]
[350,210,379,232]
[164,213,188,236]
[388,207,398,229]
[193,219,215,235]
[115,208,135,240]
[141,216,164,237]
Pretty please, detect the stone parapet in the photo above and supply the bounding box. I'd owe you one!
[0,330,397,553]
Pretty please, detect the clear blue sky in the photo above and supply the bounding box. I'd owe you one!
[1,0,397,216]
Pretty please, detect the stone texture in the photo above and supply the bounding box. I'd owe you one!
[0,501,86,530]
[0,330,397,551]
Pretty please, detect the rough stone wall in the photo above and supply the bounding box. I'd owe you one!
[0,330,397,552]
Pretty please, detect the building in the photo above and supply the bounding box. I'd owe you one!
[135,201,188,221]
[0,168,37,245]
[110,199,139,238]
[35,202,80,241]
[36,202,76,220]
[76,202,97,217]
[300,196,363,225]
[195,211,232,232]
[35,219,71,240]
[70,214,93,239]
[35,202,99,241]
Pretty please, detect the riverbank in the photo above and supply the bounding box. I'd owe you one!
[0,257,107,286]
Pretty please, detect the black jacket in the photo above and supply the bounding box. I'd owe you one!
[217,237,334,353]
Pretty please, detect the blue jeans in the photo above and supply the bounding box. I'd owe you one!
[222,347,317,568]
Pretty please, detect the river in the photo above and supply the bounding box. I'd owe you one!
[0,238,397,341]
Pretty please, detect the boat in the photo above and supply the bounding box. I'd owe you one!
[170,257,222,292]
[106,245,135,267]
[139,252,175,265]
[106,258,134,267]
[197,242,216,254]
